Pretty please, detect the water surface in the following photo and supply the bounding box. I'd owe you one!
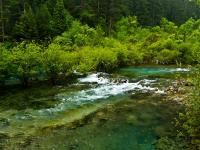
[0,66,188,149]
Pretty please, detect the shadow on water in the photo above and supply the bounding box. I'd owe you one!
[0,84,91,110]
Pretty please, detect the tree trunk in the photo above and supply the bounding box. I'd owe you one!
[22,76,28,88]
[50,74,56,85]
[109,17,112,36]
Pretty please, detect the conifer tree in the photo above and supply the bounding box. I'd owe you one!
[13,6,38,40]
[50,0,67,36]
[36,3,51,39]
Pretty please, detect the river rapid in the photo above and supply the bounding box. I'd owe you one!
[0,66,189,149]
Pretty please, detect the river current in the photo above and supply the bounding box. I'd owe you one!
[0,67,189,149]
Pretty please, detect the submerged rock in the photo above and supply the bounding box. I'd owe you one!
[126,114,138,125]
[177,87,186,94]
[139,113,154,122]
[95,112,108,120]
[16,113,33,121]
[0,118,10,127]
[0,132,9,139]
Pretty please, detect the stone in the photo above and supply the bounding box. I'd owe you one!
[0,118,10,127]
[126,114,138,125]
[177,87,186,94]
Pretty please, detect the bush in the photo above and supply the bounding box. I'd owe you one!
[191,42,200,63]
[160,18,178,34]
[43,43,76,84]
[177,43,194,64]
[11,42,42,87]
[178,66,200,150]
[77,46,118,72]
[156,49,180,64]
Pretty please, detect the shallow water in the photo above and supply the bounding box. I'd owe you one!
[0,66,188,149]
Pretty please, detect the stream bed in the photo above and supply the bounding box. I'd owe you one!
[0,66,189,149]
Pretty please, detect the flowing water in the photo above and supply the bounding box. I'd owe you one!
[0,66,189,150]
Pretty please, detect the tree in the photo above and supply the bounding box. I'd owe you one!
[160,18,178,34]
[35,3,51,40]
[179,18,195,41]
[13,6,38,40]
[50,0,72,36]
[54,20,104,46]
[156,49,180,64]
[115,16,138,40]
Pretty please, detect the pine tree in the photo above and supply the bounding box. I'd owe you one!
[148,0,163,25]
[36,3,51,39]
[50,0,67,36]
[13,6,38,40]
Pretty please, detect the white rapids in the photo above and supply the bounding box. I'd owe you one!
[40,73,164,113]
[169,68,190,72]
[78,73,109,84]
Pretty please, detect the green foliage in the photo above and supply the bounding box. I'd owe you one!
[160,18,178,34]
[179,18,196,42]
[43,43,76,85]
[11,42,42,87]
[155,137,187,150]
[156,49,180,64]
[0,44,11,85]
[78,46,118,72]
[35,3,51,39]
[1,17,200,87]
[50,0,72,36]
[178,43,194,64]
[191,42,200,63]
[2,0,200,41]
[54,21,104,46]
[13,7,38,40]
[115,16,138,40]
[177,66,200,150]
[1,1,200,149]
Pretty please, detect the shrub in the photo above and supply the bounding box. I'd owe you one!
[77,46,118,73]
[43,43,76,84]
[156,49,180,64]
[11,42,42,87]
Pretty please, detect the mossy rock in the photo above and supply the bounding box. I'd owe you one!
[0,118,10,127]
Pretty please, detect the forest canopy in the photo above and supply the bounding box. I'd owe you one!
[1,0,200,41]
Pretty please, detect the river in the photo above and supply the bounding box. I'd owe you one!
[0,66,189,149]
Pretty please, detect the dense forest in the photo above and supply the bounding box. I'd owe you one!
[0,0,200,150]
[1,0,200,40]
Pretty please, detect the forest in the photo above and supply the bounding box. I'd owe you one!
[1,0,200,40]
[0,0,200,150]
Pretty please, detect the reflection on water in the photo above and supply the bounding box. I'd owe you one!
[0,67,188,149]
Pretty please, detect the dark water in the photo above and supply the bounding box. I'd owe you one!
[0,67,188,150]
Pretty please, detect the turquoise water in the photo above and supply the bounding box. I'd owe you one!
[118,66,189,75]
[0,66,187,149]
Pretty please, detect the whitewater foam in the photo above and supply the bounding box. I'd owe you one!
[78,73,109,84]
[169,68,190,72]
[40,74,162,113]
